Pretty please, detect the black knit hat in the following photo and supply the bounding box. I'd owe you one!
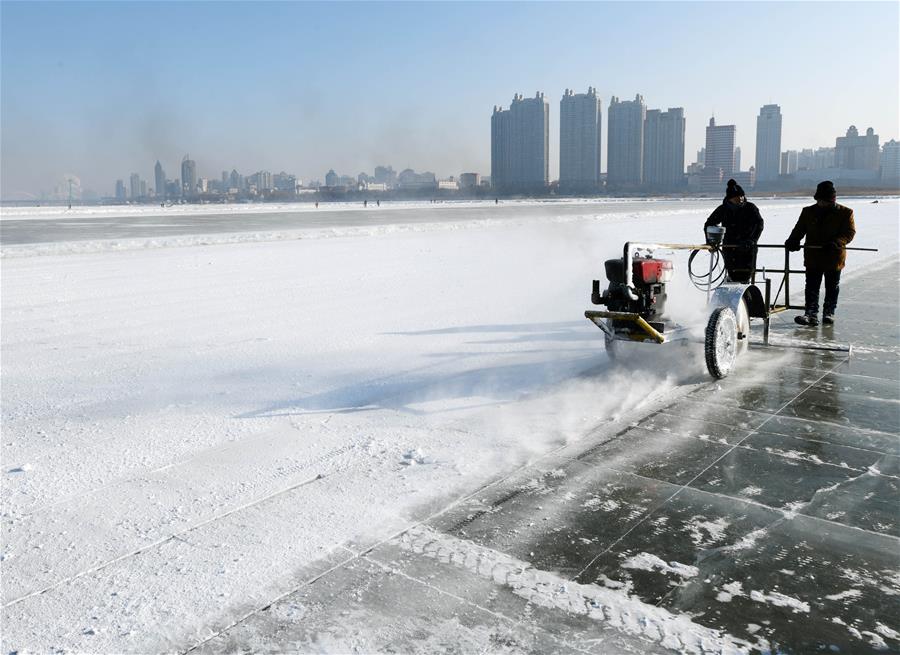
[814,180,836,200]
[724,178,745,200]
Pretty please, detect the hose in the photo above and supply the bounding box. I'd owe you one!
[688,248,728,291]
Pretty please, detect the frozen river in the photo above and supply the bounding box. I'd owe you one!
[2,198,898,653]
[0,197,787,245]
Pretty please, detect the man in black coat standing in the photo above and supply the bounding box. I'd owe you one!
[785,181,856,326]
[704,179,765,283]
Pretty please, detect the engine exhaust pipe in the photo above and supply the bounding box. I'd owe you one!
[591,280,602,305]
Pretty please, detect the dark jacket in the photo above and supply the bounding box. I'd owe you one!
[704,201,765,245]
[785,203,855,271]
[704,201,765,282]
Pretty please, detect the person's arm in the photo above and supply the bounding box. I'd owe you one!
[834,209,856,248]
[748,204,764,243]
[784,211,806,251]
[703,206,722,230]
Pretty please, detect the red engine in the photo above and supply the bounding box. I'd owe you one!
[633,258,674,285]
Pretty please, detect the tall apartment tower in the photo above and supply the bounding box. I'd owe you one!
[559,87,602,192]
[154,161,166,199]
[491,92,549,192]
[755,104,782,183]
[607,94,646,188]
[705,117,736,176]
[129,173,141,199]
[643,107,686,189]
[181,155,197,197]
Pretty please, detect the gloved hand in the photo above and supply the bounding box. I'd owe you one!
[785,240,801,252]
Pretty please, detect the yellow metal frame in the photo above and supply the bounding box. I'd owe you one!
[584,310,666,344]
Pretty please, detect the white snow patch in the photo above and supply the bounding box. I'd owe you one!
[749,589,810,613]
[402,526,753,654]
[825,589,863,601]
[621,552,699,579]
[686,515,730,547]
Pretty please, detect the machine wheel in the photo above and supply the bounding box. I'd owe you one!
[705,306,738,379]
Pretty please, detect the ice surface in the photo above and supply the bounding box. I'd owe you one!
[2,198,898,652]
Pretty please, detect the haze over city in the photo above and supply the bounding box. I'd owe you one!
[1,1,898,199]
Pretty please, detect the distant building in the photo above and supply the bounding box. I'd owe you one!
[798,149,816,171]
[155,161,166,200]
[181,155,197,197]
[643,107,685,190]
[325,169,339,187]
[705,117,736,175]
[274,172,297,194]
[559,87,602,192]
[755,104,782,183]
[882,139,900,185]
[140,179,147,197]
[166,179,180,198]
[814,147,835,170]
[781,150,799,176]
[129,173,141,199]
[229,170,242,192]
[491,92,549,192]
[835,126,880,171]
[397,169,437,190]
[374,165,397,188]
[115,179,126,201]
[696,147,705,166]
[459,172,481,189]
[607,94,646,188]
[730,168,756,191]
[437,179,458,190]
[734,147,741,173]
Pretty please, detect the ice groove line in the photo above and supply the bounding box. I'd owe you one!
[676,396,900,439]
[573,355,850,582]
[19,427,356,517]
[1,471,329,609]
[180,385,691,653]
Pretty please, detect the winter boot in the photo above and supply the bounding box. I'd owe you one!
[795,313,820,327]
[822,314,835,325]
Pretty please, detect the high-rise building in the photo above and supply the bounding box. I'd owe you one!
[559,87,601,192]
[835,126,880,170]
[129,173,141,199]
[607,94,646,187]
[325,169,339,187]
[643,107,685,189]
[881,139,900,185]
[374,165,397,188]
[229,169,242,191]
[798,149,815,171]
[705,117,736,175]
[755,104,782,183]
[115,179,126,201]
[491,92,549,192]
[459,173,481,189]
[780,150,799,175]
[814,147,835,170]
[154,161,166,199]
[181,155,197,197]
[734,147,741,172]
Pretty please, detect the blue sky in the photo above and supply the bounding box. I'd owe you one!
[2,1,898,197]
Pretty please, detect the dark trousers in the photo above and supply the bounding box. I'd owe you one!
[804,269,841,315]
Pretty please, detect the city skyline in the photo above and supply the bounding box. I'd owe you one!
[2,2,898,199]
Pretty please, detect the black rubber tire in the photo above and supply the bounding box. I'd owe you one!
[705,306,738,379]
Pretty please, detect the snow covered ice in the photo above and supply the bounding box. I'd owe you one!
[2,198,899,653]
